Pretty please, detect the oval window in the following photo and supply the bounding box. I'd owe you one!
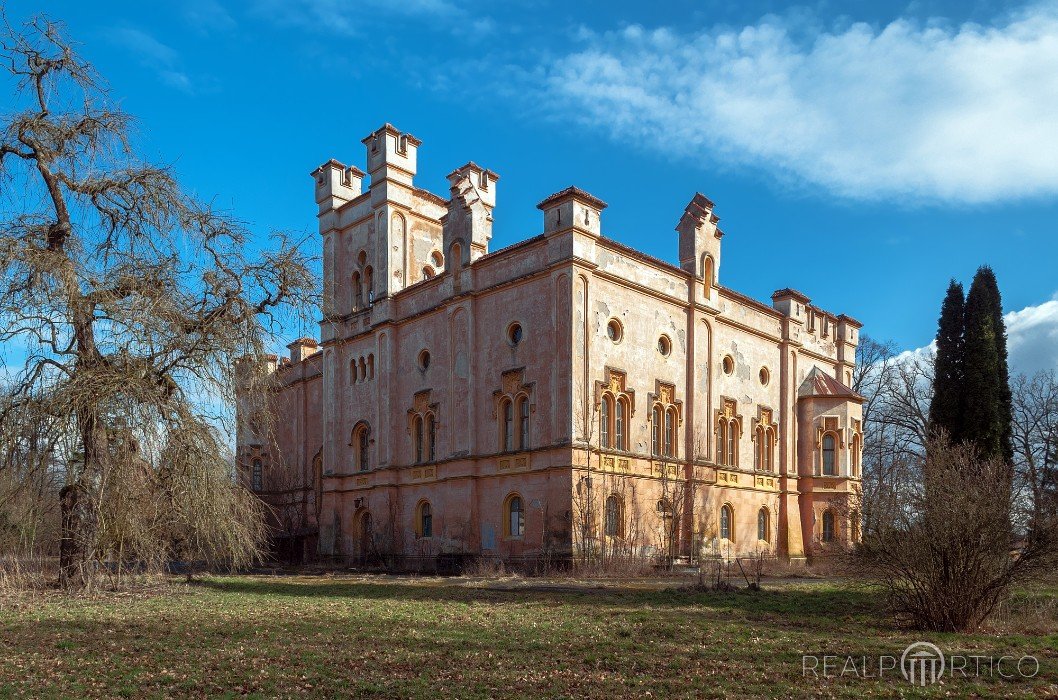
[507,323,523,346]
[657,335,671,357]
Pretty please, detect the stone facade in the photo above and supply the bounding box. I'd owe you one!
[236,123,864,565]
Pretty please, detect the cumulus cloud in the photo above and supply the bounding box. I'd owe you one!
[533,3,1058,204]
[1006,294,1058,376]
[898,294,1058,377]
[107,27,196,93]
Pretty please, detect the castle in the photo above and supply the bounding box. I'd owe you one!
[236,123,864,565]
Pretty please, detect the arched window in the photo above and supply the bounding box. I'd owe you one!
[352,271,362,309]
[758,507,769,542]
[665,407,677,457]
[822,510,835,542]
[822,434,836,476]
[414,415,424,464]
[417,501,433,538]
[251,459,262,491]
[359,357,367,381]
[367,354,374,380]
[615,397,628,450]
[600,395,612,448]
[757,425,775,472]
[364,266,374,304]
[426,413,436,462]
[350,358,359,384]
[652,405,662,455]
[506,494,524,537]
[354,424,371,471]
[720,504,733,541]
[604,495,621,537]
[703,255,715,291]
[518,396,530,450]
[716,421,727,464]
[501,399,514,452]
[851,435,861,476]
[450,242,462,275]
[727,422,736,466]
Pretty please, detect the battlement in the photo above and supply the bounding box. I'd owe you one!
[361,123,421,187]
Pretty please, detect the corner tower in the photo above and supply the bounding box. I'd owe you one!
[362,123,422,300]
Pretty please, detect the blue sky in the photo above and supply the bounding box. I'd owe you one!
[22,0,1058,375]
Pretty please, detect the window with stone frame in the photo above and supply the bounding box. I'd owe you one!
[816,416,843,476]
[595,368,635,451]
[407,390,438,465]
[415,500,433,538]
[650,381,682,458]
[352,422,371,471]
[505,493,525,538]
[714,398,743,467]
[720,503,734,541]
[753,406,779,472]
[493,368,534,452]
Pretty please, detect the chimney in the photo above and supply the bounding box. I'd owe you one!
[537,186,606,237]
[287,337,320,364]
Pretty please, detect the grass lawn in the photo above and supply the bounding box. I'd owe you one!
[1,574,1055,698]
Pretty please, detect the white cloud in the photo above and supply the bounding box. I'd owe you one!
[107,27,196,93]
[252,0,464,36]
[1006,294,1058,376]
[898,294,1058,377]
[531,3,1058,204]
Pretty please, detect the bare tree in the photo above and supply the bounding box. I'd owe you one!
[1012,371,1058,527]
[856,435,1058,631]
[0,16,315,589]
[853,336,932,534]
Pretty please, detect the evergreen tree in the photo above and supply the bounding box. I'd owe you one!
[928,280,965,444]
[962,266,1014,464]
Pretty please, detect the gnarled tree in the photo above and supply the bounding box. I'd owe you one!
[0,15,315,589]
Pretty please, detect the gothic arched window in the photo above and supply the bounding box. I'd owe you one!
[720,504,734,541]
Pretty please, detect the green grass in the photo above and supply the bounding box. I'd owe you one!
[1,575,1055,698]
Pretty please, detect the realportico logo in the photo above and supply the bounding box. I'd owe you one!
[803,641,1040,686]
[901,642,945,686]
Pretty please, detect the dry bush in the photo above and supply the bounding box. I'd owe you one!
[855,436,1058,631]
[462,556,510,578]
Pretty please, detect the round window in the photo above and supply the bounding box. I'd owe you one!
[607,319,623,343]
[759,367,770,386]
[418,349,431,371]
[657,335,671,356]
[722,355,734,375]
[507,323,523,346]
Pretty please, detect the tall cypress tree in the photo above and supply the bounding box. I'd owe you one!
[929,280,965,445]
[962,266,1013,464]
